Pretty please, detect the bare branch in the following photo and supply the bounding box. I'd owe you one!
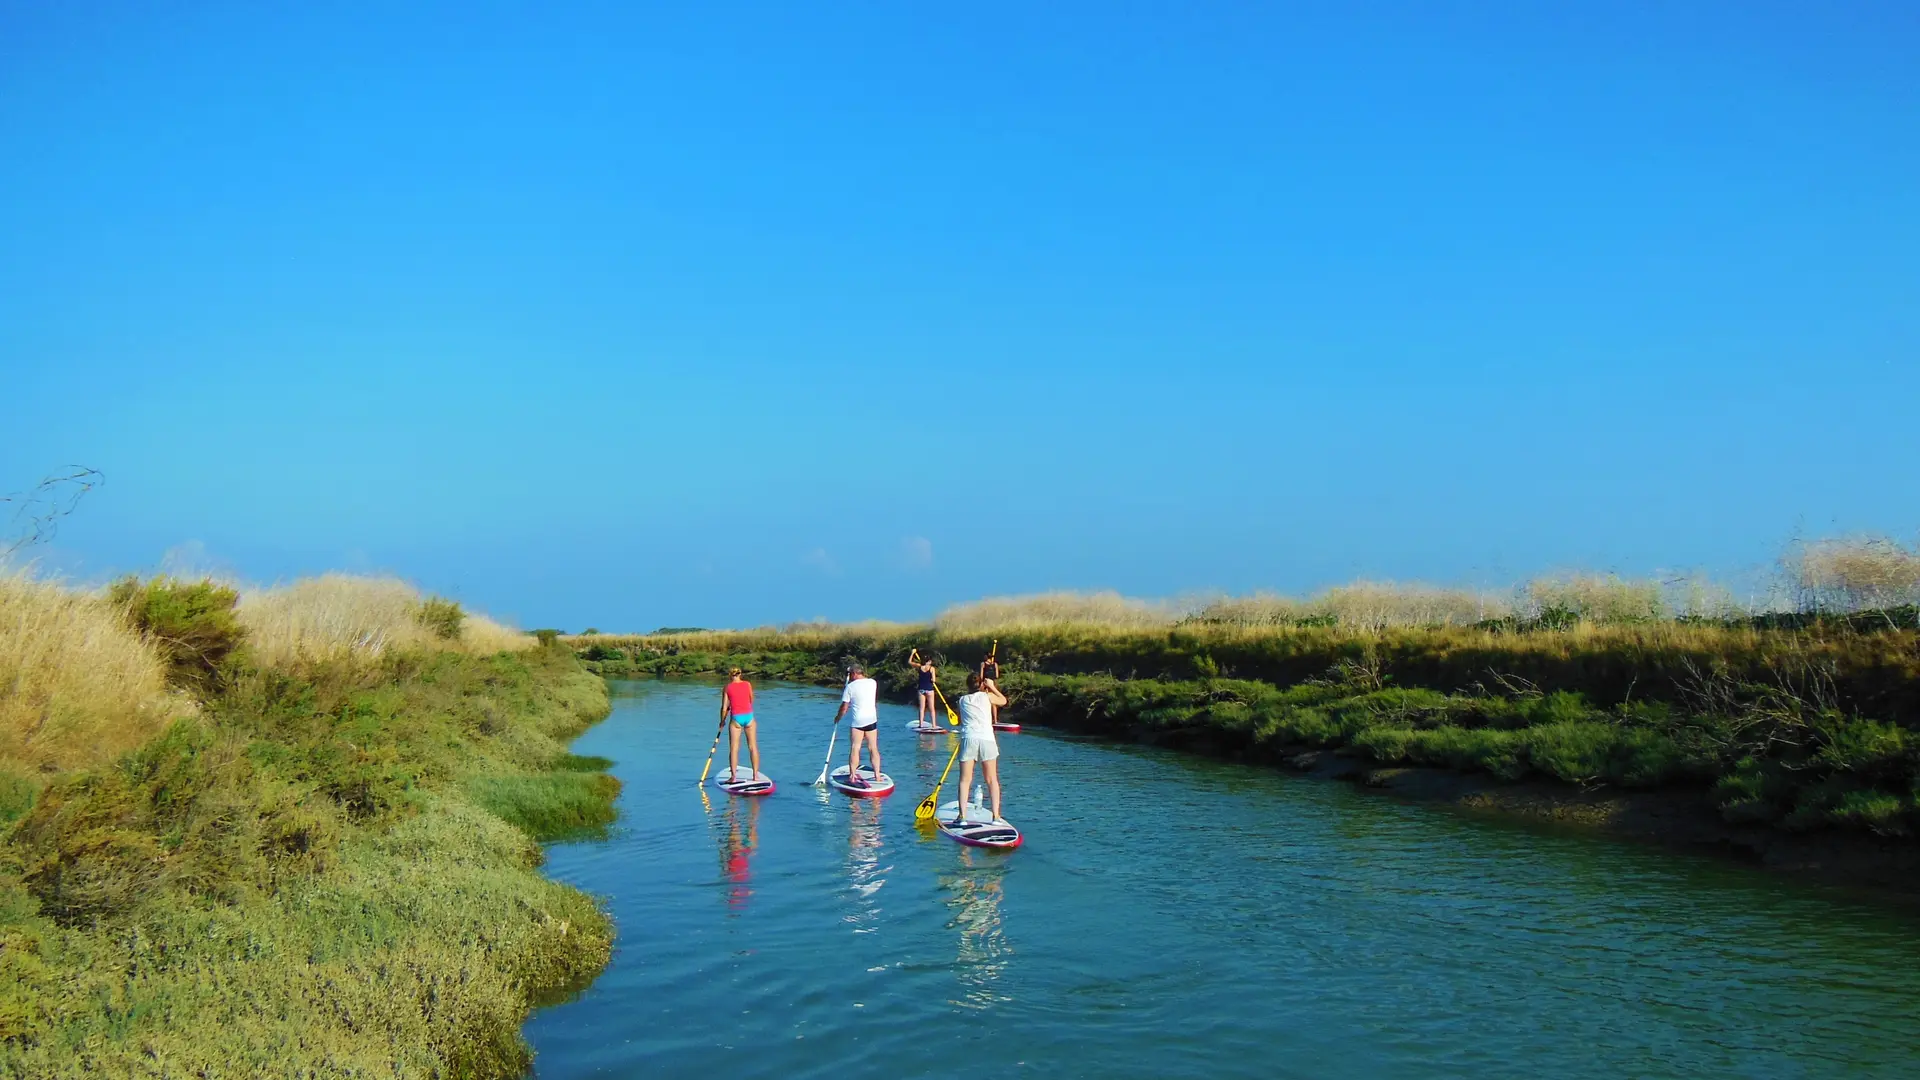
[2,467,103,558]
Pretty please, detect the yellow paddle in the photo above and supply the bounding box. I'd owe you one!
[697,710,728,785]
[931,681,960,727]
[915,737,962,821]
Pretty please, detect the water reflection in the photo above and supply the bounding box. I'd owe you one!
[941,853,1012,1009]
[706,792,760,914]
[845,798,889,938]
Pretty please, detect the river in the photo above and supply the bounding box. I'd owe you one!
[524,679,1920,1078]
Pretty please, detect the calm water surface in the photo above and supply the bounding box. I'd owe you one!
[525,679,1920,1079]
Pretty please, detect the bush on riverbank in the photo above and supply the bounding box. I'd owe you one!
[1,573,615,1078]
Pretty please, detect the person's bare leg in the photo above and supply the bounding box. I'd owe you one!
[869,734,881,780]
[727,722,741,780]
[848,729,862,781]
[746,722,760,778]
[983,758,1001,821]
[954,759,975,823]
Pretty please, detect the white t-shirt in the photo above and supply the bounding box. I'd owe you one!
[957,691,996,739]
[841,676,879,728]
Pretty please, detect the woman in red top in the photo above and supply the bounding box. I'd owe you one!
[721,668,761,782]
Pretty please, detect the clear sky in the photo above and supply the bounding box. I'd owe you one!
[3,1,1917,630]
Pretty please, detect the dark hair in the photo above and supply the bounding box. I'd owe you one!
[966,673,982,692]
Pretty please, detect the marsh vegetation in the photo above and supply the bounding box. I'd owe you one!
[0,572,615,1077]
[576,537,1920,844]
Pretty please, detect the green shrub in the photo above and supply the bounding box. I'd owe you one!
[415,596,466,641]
[0,769,36,825]
[533,629,561,647]
[107,576,245,694]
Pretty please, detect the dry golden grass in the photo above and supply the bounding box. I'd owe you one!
[1521,574,1668,622]
[0,572,194,773]
[935,591,1179,633]
[237,574,533,668]
[1788,536,1920,613]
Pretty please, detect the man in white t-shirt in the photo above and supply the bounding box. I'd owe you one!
[834,662,882,787]
[953,671,1009,824]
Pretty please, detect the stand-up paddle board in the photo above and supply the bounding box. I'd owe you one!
[905,720,946,734]
[991,721,1021,732]
[711,769,775,796]
[828,765,895,797]
[935,800,1022,849]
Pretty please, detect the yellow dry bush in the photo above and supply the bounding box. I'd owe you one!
[1311,581,1507,629]
[1522,574,1668,624]
[0,572,194,773]
[1788,537,1920,613]
[1192,592,1304,627]
[934,591,1179,633]
[236,574,533,669]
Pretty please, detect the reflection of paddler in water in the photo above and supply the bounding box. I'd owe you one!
[941,857,1011,1008]
[845,797,886,906]
[713,793,761,912]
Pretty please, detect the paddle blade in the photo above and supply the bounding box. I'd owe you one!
[914,794,937,820]
[946,708,959,727]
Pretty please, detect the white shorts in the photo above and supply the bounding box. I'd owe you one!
[960,734,999,763]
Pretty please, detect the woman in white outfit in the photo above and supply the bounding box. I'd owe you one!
[952,671,1009,824]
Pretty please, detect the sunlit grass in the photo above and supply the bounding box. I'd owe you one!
[0,572,195,775]
[237,573,533,668]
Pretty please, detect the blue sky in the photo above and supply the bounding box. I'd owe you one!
[3,1,1916,630]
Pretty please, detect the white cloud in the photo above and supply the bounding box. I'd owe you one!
[900,536,934,571]
[801,547,841,576]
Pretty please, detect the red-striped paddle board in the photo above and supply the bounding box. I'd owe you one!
[710,769,775,796]
[828,765,894,797]
[935,800,1022,849]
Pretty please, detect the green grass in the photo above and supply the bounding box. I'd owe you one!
[466,771,621,841]
[0,646,618,1078]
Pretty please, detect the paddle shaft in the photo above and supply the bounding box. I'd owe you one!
[812,717,841,785]
[698,710,729,785]
[916,737,962,820]
[931,681,960,726]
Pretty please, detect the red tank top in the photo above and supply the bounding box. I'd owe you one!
[724,681,754,715]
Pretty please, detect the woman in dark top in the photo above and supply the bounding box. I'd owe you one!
[981,644,1001,726]
[909,648,938,728]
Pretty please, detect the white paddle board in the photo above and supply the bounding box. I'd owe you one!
[711,769,775,796]
[905,720,947,734]
[828,765,894,797]
[934,800,1021,848]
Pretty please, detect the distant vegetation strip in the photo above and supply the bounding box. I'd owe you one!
[571,543,1920,843]
[1,573,616,1078]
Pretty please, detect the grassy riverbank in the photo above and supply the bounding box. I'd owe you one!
[573,604,1920,844]
[1,573,616,1078]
